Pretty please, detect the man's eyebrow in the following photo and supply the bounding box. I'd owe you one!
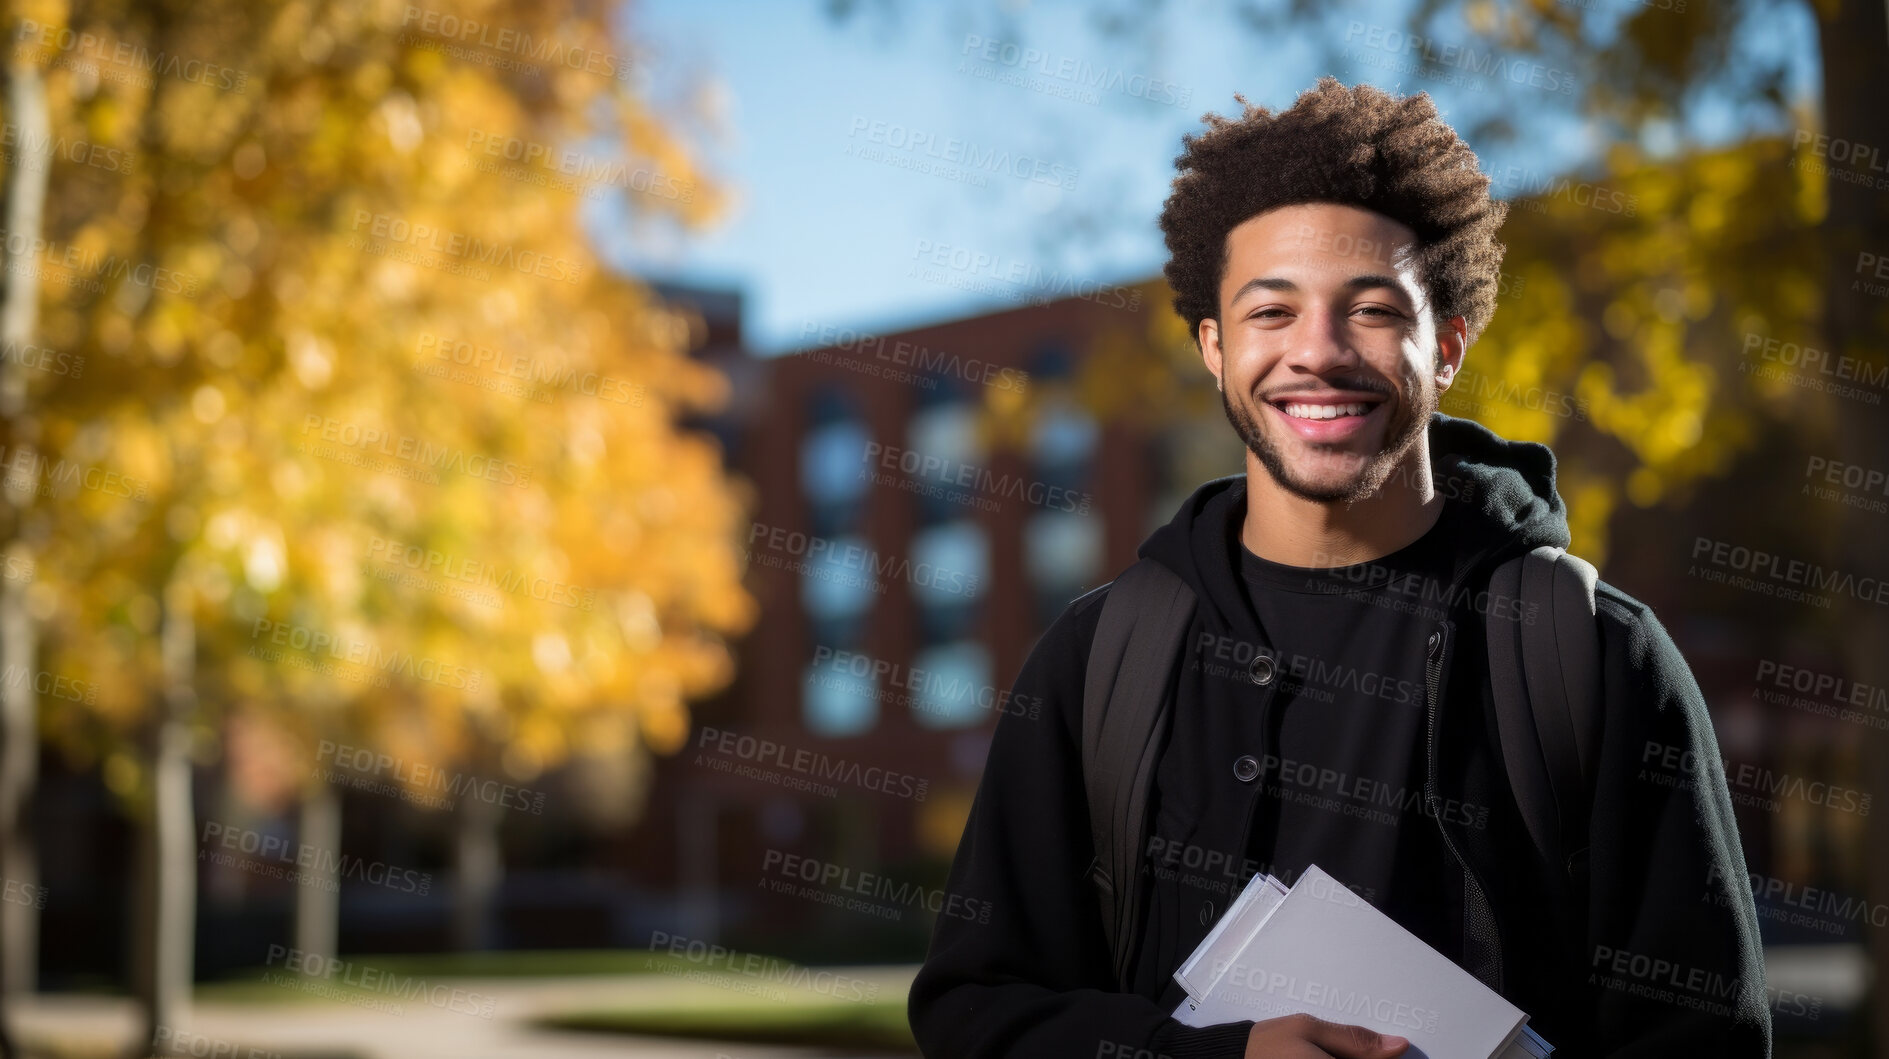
[1227,273,1406,305]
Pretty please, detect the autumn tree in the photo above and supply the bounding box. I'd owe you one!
[6,0,754,1053]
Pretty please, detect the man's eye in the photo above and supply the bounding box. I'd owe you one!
[1354,306,1400,318]
[1249,307,1289,320]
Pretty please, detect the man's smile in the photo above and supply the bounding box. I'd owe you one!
[1262,390,1389,442]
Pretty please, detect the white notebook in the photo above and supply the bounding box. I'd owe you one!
[1170,864,1552,1059]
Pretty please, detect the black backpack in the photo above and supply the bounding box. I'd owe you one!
[1081,545,1603,991]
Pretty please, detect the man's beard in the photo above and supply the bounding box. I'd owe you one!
[1220,368,1435,505]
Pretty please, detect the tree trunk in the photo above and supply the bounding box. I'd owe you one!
[135,579,197,1057]
[451,786,501,951]
[677,792,718,942]
[294,777,341,965]
[0,29,53,1059]
[0,571,35,1049]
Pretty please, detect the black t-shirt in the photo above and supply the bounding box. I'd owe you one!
[1234,500,1467,957]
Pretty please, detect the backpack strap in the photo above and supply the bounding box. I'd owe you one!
[1484,544,1603,894]
[1082,558,1197,991]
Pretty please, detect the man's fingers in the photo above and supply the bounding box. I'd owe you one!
[1296,1013,1410,1058]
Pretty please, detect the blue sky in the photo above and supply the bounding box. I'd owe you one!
[602,0,1818,355]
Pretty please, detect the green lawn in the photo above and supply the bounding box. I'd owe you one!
[192,948,925,1054]
[531,954,921,1052]
[538,994,918,1053]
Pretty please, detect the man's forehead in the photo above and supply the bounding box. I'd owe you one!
[1230,213,1419,270]
[1282,221,1416,267]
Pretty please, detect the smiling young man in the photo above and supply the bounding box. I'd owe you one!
[908,79,1770,1058]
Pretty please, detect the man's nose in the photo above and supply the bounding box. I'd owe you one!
[1280,304,1364,375]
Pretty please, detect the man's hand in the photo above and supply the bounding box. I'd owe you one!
[1244,1013,1410,1058]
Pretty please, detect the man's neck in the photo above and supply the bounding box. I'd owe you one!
[1239,441,1446,569]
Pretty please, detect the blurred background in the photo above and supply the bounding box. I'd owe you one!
[0,0,1884,1055]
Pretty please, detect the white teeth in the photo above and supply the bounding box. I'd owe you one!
[1280,402,1371,420]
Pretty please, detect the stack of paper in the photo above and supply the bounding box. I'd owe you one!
[1169,863,1554,1058]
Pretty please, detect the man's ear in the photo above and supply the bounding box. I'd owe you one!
[1198,317,1223,390]
[1434,314,1468,392]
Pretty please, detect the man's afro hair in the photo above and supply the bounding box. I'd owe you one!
[1158,77,1508,345]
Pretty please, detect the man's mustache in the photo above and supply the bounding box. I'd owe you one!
[1255,377,1396,400]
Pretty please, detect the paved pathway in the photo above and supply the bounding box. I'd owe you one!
[14,965,922,1059]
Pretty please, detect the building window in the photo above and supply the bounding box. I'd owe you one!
[1028,340,1075,382]
[1025,396,1100,623]
[909,640,993,730]
[802,419,870,506]
[905,400,985,526]
[802,387,869,538]
[801,531,875,646]
[911,519,986,644]
[1029,398,1098,498]
[1026,509,1103,625]
[803,653,877,736]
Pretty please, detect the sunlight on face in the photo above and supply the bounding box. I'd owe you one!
[1200,202,1459,503]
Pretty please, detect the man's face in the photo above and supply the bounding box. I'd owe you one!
[1198,202,1467,504]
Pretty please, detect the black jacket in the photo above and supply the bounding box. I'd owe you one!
[909,414,1771,1058]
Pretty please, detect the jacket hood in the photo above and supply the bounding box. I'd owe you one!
[1137,413,1572,635]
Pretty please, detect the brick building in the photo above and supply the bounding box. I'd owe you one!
[629,282,1188,955]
